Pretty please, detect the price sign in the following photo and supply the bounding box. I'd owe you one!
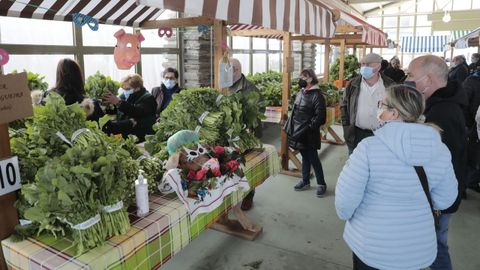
[0,72,33,124]
[0,156,21,196]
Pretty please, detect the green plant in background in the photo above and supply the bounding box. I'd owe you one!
[329,55,360,83]
[12,69,49,91]
[319,83,343,107]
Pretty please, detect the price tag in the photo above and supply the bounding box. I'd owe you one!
[0,156,21,196]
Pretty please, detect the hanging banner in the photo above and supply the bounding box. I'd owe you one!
[0,72,33,124]
[0,156,21,196]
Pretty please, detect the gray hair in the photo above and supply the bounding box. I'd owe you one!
[413,55,448,83]
[385,84,425,123]
[229,58,242,73]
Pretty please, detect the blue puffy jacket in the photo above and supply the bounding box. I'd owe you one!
[335,121,458,270]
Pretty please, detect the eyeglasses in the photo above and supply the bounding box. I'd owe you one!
[377,100,392,109]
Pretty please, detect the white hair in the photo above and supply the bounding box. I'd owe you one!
[414,55,448,83]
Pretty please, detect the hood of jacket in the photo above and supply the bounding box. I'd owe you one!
[374,121,444,166]
[426,80,467,111]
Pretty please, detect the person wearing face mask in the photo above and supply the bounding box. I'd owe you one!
[103,74,157,142]
[341,53,395,154]
[468,53,480,74]
[406,55,467,270]
[336,84,458,270]
[228,58,265,210]
[151,67,182,119]
[284,69,327,197]
[448,55,469,84]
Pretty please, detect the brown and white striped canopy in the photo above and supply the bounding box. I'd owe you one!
[138,0,336,38]
[0,0,164,27]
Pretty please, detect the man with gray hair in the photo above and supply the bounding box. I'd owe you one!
[406,55,467,270]
[341,53,395,154]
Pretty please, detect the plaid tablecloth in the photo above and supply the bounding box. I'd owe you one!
[1,145,279,270]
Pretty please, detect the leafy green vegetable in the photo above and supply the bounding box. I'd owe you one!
[12,69,49,91]
[329,54,360,82]
[85,71,121,112]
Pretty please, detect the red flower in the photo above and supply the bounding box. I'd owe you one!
[196,169,208,180]
[187,170,196,180]
[212,167,222,177]
[227,160,239,172]
[213,146,225,156]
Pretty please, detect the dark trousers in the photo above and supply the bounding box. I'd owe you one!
[242,189,255,201]
[353,253,377,270]
[299,148,325,185]
[348,127,374,155]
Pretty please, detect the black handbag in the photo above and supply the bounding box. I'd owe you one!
[414,166,440,230]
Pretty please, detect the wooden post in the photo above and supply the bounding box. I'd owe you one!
[339,39,346,84]
[213,20,227,91]
[362,45,367,61]
[0,123,18,270]
[450,47,455,67]
[281,32,292,170]
[323,39,330,83]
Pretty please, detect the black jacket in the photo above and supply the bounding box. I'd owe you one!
[286,85,326,150]
[46,88,104,122]
[151,84,182,118]
[448,64,469,84]
[102,87,157,142]
[424,81,467,213]
[383,67,405,83]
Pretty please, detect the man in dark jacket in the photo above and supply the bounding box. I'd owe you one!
[448,55,469,84]
[468,53,479,74]
[341,53,395,154]
[151,67,182,119]
[103,74,157,142]
[463,61,480,192]
[407,55,467,270]
[229,58,265,210]
[383,57,406,83]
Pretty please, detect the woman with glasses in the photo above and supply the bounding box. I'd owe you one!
[284,69,327,197]
[335,84,458,270]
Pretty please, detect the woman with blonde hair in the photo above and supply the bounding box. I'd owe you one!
[103,74,157,142]
[335,84,458,270]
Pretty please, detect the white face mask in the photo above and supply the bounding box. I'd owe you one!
[376,107,385,123]
[123,89,134,99]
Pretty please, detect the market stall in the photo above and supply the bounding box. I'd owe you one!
[0,1,291,269]
[451,27,480,52]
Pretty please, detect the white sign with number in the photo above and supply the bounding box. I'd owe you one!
[0,156,21,196]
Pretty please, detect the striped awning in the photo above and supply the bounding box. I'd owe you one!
[0,0,164,27]
[450,30,472,41]
[453,27,480,49]
[138,0,336,38]
[401,35,449,53]
[337,12,387,47]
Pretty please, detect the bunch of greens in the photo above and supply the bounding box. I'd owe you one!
[85,71,121,113]
[247,71,283,106]
[329,55,360,82]
[319,83,342,107]
[199,112,225,145]
[139,155,167,194]
[22,154,105,255]
[12,69,49,91]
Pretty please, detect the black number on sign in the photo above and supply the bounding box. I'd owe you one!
[6,163,16,185]
[0,166,4,189]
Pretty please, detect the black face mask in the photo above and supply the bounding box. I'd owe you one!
[298,79,308,88]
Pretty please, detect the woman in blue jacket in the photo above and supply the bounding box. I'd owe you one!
[335,84,458,270]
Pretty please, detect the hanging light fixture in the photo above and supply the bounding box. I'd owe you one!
[442,10,451,23]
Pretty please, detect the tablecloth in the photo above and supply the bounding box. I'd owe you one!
[1,144,279,270]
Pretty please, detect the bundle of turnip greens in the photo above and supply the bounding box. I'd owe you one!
[145,88,265,155]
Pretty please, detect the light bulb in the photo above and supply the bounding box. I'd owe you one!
[442,11,451,23]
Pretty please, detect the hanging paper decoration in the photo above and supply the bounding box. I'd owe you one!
[0,48,9,66]
[113,29,145,70]
[72,13,99,31]
[198,25,209,33]
[158,27,173,38]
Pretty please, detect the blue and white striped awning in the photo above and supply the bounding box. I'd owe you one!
[401,35,449,53]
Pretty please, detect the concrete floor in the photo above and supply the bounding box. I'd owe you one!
[162,123,480,270]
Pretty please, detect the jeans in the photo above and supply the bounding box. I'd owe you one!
[353,253,377,270]
[299,148,325,185]
[348,127,374,155]
[430,214,452,270]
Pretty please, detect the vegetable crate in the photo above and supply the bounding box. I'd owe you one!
[263,106,282,124]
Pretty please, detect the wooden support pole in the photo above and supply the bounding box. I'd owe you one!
[280,32,292,170]
[213,20,227,91]
[450,47,455,67]
[339,39,346,83]
[362,45,367,60]
[0,123,18,270]
[323,39,330,83]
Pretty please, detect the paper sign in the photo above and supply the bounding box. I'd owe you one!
[0,72,33,124]
[0,156,22,196]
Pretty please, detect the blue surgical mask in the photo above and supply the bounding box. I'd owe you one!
[163,79,176,90]
[123,89,133,99]
[360,66,375,79]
